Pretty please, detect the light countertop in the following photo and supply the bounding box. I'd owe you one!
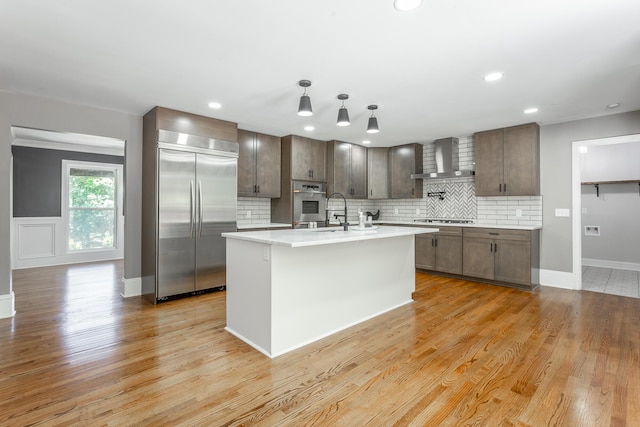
[222,225,438,247]
[236,222,292,230]
[374,220,542,231]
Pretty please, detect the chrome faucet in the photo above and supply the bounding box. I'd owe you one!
[326,192,349,231]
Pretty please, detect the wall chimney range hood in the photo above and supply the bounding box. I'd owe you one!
[411,137,475,180]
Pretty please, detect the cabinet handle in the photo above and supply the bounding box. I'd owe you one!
[431,239,435,247]
[435,239,438,247]
[499,183,502,193]
[253,184,257,193]
[411,188,415,196]
[490,242,494,252]
[257,185,260,193]
[489,232,499,236]
[494,243,497,252]
[370,189,373,196]
[503,183,506,193]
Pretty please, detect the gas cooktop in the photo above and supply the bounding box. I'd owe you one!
[413,218,475,224]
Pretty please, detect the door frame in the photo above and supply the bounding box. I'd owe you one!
[571,133,640,290]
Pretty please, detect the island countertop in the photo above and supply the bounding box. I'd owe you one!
[222,225,438,248]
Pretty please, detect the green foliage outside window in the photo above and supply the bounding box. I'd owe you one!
[68,168,117,251]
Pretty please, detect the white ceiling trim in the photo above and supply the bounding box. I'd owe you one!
[10,126,125,157]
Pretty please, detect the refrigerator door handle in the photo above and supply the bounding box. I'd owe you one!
[190,180,195,239]
[198,180,204,238]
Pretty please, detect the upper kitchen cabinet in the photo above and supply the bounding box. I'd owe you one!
[367,147,389,199]
[237,129,281,198]
[474,123,540,196]
[389,143,423,199]
[327,140,367,198]
[283,135,327,181]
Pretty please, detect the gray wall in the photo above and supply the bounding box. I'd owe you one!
[539,110,640,273]
[581,183,640,264]
[12,146,124,217]
[0,90,142,299]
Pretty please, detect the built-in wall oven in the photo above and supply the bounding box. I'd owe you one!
[292,181,326,228]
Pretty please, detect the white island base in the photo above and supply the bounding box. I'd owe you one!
[224,227,434,358]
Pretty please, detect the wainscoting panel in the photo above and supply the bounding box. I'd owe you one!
[12,217,124,269]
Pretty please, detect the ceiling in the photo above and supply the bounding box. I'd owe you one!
[1,0,639,147]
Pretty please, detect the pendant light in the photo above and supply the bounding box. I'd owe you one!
[336,94,350,126]
[366,105,379,133]
[297,80,313,116]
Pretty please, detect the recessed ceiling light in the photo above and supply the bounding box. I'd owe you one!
[362,140,371,145]
[607,103,620,109]
[393,0,423,12]
[208,102,221,109]
[483,72,503,82]
[304,125,315,131]
[524,107,539,114]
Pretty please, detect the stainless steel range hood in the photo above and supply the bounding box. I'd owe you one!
[411,137,475,180]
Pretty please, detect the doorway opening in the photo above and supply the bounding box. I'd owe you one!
[571,133,640,296]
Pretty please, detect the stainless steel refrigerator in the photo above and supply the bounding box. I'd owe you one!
[142,129,238,302]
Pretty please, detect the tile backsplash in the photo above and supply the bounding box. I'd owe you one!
[236,134,543,227]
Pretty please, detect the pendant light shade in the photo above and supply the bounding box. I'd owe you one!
[297,80,313,116]
[366,105,380,133]
[336,94,350,126]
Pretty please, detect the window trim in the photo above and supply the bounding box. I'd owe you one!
[61,160,124,254]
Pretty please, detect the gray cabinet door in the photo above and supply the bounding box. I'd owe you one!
[367,147,389,199]
[291,136,326,181]
[434,235,463,274]
[389,144,422,199]
[503,123,539,196]
[415,234,436,270]
[474,129,504,196]
[255,133,281,197]
[494,239,531,286]
[462,237,494,280]
[330,141,351,195]
[350,144,367,198]
[237,130,257,197]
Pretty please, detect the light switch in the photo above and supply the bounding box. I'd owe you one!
[516,209,522,217]
[246,210,251,218]
[394,208,399,215]
[555,208,570,217]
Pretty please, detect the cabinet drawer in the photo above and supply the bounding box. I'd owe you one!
[432,226,462,237]
[463,227,531,242]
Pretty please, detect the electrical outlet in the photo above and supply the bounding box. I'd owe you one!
[416,208,420,215]
[246,210,251,218]
[585,225,600,236]
[516,209,522,217]
[263,246,270,261]
[394,208,399,215]
[555,208,570,217]
[582,208,588,214]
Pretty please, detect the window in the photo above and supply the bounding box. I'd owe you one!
[62,161,123,253]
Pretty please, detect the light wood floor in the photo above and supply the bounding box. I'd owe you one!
[2,261,639,426]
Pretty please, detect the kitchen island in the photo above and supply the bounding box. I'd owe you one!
[222,226,437,357]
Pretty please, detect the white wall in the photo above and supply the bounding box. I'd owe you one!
[581,183,640,269]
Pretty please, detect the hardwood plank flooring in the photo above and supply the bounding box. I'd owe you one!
[1,261,639,426]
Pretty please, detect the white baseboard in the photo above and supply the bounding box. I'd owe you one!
[0,292,16,319]
[540,269,577,290]
[582,258,640,272]
[121,276,142,298]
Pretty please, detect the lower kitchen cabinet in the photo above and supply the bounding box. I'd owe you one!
[462,228,539,289]
[415,227,462,274]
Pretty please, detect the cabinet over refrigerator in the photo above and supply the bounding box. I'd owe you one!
[141,129,239,302]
